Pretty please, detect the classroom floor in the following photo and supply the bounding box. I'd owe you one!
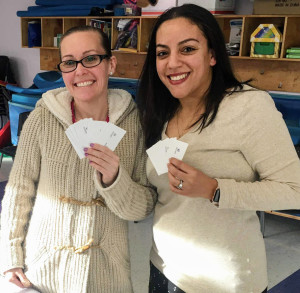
[1,157,300,293]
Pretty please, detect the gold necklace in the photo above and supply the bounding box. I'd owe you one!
[176,108,199,138]
[176,111,182,138]
[176,109,191,139]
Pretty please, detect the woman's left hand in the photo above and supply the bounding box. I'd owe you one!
[85,143,120,186]
[168,157,218,199]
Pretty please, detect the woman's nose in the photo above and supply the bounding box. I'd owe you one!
[75,62,88,74]
[167,52,182,69]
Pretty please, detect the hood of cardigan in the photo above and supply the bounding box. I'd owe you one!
[36,87,135,128]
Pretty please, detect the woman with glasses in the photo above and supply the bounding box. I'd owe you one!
[0,26,156,293]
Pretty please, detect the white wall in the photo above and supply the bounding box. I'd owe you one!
[0,0,253,87]
[0,0,40,87]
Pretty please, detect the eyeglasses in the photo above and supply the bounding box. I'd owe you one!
[57,54,109,73]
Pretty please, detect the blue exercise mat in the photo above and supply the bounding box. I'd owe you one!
[35,0,119,5]
[268,269,300,293]
[6,71,65,95]
[6,83,65,94]
[17,9,92,17]
[28,5,107,11]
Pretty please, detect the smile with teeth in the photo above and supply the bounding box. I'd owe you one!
[75,81,94,87]
[169,73,189,81]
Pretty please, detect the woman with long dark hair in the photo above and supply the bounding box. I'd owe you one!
[138,4,300,293]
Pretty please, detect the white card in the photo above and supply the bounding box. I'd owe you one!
[100,122,127,151]
[65,127,85,159]
[87,120,108,146]
[146,140,168,176]
[146,138,188,176]
[65,119,126,159]
[168,139,189,160]
[73,118,93,148]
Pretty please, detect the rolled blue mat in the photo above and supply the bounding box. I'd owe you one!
[17,9,92,17]
[28,5,107,11]
[35,0,118,5]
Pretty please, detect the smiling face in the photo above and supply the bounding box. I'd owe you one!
[156,17,216,102]
[60,31,116,103]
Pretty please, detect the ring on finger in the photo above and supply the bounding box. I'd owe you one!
[176,179,183,190]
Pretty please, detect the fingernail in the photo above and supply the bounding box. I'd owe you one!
[83,147,88,152]
[23,280,31,287]
[84,153,88,157]
[90,143,94,147]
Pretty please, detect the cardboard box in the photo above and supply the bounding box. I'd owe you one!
[177,0,235,14]
[253,0,300,15]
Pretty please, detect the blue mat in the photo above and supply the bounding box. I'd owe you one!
[17,9,93,17]
[28,5,106,11]
[268,269,300,293]
[35,0,119,5]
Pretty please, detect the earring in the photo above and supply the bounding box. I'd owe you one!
[109,72,113,76]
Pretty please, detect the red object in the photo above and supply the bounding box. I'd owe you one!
[0,121,11,148]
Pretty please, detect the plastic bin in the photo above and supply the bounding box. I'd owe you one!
[8,102,34,145]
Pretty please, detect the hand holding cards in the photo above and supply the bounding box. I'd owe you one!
[146,138,188,175]
[66,118,126,159]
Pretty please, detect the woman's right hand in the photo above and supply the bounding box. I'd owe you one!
[4,268,32,288]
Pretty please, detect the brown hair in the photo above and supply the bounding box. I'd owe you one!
[59,25,112,60]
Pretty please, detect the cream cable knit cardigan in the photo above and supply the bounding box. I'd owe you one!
[0,88,156,293]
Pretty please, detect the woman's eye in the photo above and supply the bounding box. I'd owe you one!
[85,55,97,63]
[64,60,75,66]
[156,51,168,57]
[182,46,196,53]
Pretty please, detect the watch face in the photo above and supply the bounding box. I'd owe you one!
[213,188,220,202]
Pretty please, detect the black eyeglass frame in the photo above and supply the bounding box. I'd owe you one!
[57,54,110,73]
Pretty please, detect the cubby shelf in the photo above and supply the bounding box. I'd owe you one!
[21,14,300,91]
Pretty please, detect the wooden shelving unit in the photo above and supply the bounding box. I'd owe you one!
[20,14,300,91]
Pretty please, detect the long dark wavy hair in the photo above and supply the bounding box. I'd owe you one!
[137,4,247,148]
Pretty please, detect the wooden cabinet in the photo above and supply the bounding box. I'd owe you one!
[215,14,300,93]
[21,16,156,79]
[20,14,300,91]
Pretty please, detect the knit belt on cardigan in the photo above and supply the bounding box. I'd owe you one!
[59,196,106,207]
[54,239,101,254]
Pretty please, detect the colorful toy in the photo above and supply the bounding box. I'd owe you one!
[250,24,282,58]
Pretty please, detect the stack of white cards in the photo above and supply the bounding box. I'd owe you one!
[65,118,126,159]
[146,138,188,175]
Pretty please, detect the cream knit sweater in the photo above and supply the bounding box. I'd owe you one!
[0,88,156,293]
[148,87,300,293]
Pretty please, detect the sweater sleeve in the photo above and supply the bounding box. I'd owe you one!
[0,108,42,274]
[94,120,157,221]
[218,91,300,211]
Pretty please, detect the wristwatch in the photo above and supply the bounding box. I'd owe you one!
[211,187,220,206]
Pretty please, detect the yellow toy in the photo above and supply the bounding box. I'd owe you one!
[250,24,282,58]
